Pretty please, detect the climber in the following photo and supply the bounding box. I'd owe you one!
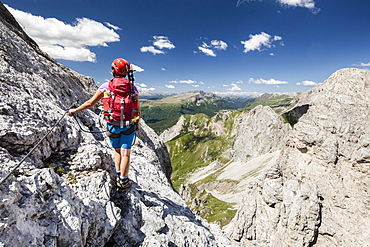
[68,58,140,192]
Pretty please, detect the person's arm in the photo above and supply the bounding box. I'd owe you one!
[68,90,104,116]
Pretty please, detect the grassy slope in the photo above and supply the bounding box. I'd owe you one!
[150,92,297,226]
[166,112,237,227]
[140,91,247,134]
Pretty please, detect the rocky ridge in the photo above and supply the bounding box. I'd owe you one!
[167,68,370,246]
[0,3,232,246]
[226,68,370,246]
[181,106,292,209]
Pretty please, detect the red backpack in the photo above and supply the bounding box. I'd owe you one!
[102,77,140,127]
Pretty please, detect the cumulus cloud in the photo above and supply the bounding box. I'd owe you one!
[153,36,175,49]
[136,83,156,92]
[241,32,283,53]
[6,5,120,62]
[140,36,175,55]
[211,40,228,50]
[198,40,228,57]
[131,64,145,72]
[224,81,243,91]
[228,83,242,91]
[249,78,289,85]
[296,80,317,86]
[166,85,175,89]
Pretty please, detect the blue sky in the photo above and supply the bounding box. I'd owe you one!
[4,0,370,95]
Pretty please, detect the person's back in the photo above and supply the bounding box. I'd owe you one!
[69,58,140,192]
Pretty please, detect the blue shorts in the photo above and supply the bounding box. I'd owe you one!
[106,123,136,149]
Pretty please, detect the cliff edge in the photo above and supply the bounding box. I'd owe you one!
[0,3,231,246]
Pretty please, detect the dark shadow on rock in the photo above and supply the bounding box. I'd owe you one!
[282,104,310,127]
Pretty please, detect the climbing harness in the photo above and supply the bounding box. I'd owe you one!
[72,111,138,137]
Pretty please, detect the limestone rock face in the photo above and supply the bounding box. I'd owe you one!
[0,4,232,246]
[226,68,370,246]
[232,105,292,162]
[159,115,185,143]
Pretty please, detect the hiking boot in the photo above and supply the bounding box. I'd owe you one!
[117,177,132,192]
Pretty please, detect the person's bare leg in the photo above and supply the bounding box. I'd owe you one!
[114,148,121,174]
[120,148,131,177]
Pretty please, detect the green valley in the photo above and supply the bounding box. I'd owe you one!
[141,91,296,226]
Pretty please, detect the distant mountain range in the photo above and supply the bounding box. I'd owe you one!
[141,90,297,134]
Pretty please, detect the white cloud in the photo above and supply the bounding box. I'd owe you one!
[241,32,283,53]
[214,91,264,97]
[278,0,316,9]
[136,82,156,92]
[273,35,283,41]
[198,46,216,57]
[153,36,175,50]
[249,78,289,85]
[228,83,242,91]
[141,36,175,55]
[169,80,197,84]
[131,64,145,72]
[357,62,370,67]
[168,79,204,88]
[140,87,156,92]
[137,83,147,87]
[237,0,319,12]
[296,80,317,86]
[161,68,167,71]
[140,46,165,55]
[211,40,228,50]
[6,5,120,62]
[104,22,122,30]
[198,40,228,57]
[224,81,244,91]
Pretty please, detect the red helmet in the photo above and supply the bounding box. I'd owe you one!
[111,58,130,76]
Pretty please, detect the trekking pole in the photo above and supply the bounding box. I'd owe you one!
[0,102,77,186]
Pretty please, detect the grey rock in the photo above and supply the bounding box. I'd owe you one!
[160,115,185,142]
[226,68,370,246]
[0,4,232,246]
[232,105,291,162]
